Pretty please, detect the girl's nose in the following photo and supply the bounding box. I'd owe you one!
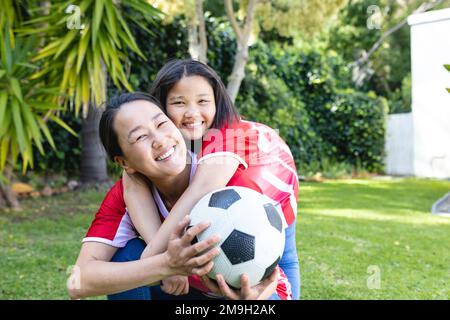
[184,105,200,118]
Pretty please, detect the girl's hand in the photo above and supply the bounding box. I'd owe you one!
[164,215,221,277]
[161,275,189,295]
[201,268,279,300]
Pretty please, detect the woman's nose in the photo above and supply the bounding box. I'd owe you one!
[152,132,168,149]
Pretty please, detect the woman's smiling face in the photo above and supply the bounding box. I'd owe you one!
[113,99,187,180]
[166,75,216,141]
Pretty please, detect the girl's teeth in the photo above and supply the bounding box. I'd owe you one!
[157,147,175,161]
[185,122,202,128]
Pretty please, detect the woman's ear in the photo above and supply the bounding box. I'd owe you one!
[114,156,136,174]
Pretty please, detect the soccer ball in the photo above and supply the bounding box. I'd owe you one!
[188,186,285,288]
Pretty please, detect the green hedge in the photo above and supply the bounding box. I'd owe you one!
[237,41,387,173]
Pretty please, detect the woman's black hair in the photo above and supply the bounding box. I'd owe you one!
[150,59,240,130]
[99,92,163,161]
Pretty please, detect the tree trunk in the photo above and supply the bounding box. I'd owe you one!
[187,0,208,63]
[80,102,109,185]
[227,44,249,103]
[0,161,20,210]
[224,0,258,103]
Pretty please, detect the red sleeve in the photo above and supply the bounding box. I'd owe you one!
[198,121,252,169]
[83,179,138,248]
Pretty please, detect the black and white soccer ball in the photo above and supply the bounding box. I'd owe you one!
[188,186,286,288]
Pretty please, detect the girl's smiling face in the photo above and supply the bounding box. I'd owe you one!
[166,75,216,141]
[113,100,187,180]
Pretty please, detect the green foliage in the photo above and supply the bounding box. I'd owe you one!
[0,1,76,177]
[27,0,161,116]
[256,0,348,40]
[0,30,70,174]
[388,72,411,114]
[237,41,386,173]
[236,62,322,169]
[28,8,388,176]
[326,0,444,114]
[120,15,189,93]
[31,112,82,175]
[123,13,236,93]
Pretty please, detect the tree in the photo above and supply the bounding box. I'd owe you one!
[224,0,258,103]
[153,0,349,102]
[186,0,208,63]
[351,0,446,73]
[0,1,73,209]
[255,0,348,40]
[28,0,160,185]
[328,0,448,113]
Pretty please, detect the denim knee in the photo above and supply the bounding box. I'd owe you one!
[107,238,152,300]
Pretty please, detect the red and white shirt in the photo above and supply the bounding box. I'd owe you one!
[198,120,299,226]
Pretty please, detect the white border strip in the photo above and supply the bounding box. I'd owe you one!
[198,152,248,169]
[82,237,124,247]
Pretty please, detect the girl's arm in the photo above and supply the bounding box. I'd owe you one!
[122,172,161,247]
[146,156,240,257]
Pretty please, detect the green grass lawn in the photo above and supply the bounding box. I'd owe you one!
[0,177,449,299]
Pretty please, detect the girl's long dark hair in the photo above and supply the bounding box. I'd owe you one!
[150,59,240,130]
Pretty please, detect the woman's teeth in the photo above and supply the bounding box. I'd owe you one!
[156,147,175,161]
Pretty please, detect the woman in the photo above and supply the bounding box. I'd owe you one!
[69,92,278,299]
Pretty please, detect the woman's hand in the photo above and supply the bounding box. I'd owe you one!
[164,215,221,277]
[161,275,190,295]
[201,268,279,300]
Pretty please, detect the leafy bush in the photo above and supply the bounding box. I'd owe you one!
[30,112,82,175]
[237,41,386,173]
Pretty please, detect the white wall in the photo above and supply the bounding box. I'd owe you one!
[385,113,414,176]
[407,9,450,178]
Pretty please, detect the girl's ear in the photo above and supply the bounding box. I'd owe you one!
[114,156,136,174]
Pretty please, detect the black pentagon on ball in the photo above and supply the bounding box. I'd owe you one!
[208,189,241,210]
[261,256,281,281]
[221,230,255,265]
[185,225,198,245]
[264,203,283,233]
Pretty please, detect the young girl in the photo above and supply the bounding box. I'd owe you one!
[124,59,300,300]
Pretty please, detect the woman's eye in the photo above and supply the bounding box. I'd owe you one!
[136,135,147,142]
[172,101,184,106]
[199,100,209,104]
[157,121,167,128]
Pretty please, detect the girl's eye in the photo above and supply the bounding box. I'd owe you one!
[157,121,167,128]
[172,101,184,106]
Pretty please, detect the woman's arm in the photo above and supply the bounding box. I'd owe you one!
[145,156,240,257]
[67,242,170,299]
[68,217,221,299]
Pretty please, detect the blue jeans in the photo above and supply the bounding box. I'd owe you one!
[107,238,215,300]
[107,223,300,300]
[279,222,301,300]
